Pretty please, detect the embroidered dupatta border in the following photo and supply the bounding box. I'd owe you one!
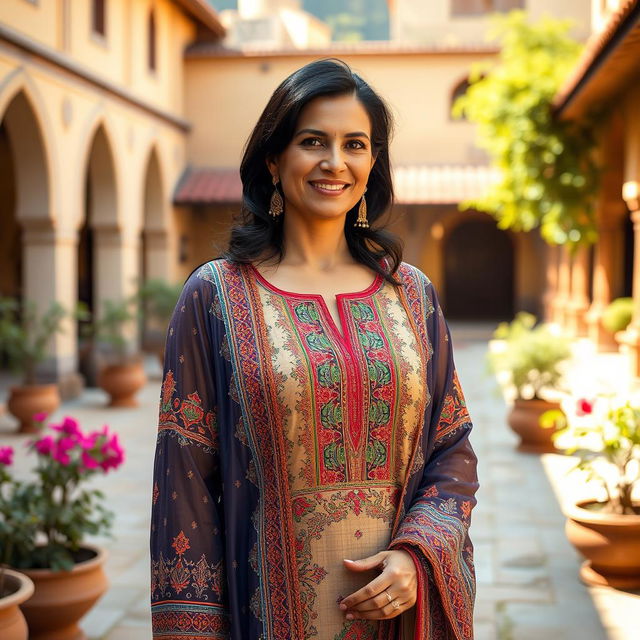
[204,261,305,640]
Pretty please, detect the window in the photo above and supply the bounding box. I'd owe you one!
[148,10,157,72]
[92,0,106,36]
[451,0,524,16]
[450,77,472,120]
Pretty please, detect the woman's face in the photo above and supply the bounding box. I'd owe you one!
[267,93,376,224]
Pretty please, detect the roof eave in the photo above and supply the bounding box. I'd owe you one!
[554,2,640,120]
[172,0,226,39]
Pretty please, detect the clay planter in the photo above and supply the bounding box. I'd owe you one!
[0,569,34,640]
[20,545,108,640]
[7,384,60,433]
[565,499,640,589]
[507,398,561,453]
[97,359,147,407]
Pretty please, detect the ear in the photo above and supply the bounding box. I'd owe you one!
[266,156,279,181]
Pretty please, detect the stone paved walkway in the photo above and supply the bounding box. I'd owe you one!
[1,325,639,639]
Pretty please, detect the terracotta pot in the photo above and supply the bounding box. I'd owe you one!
[507,398,560,453]
[7,384,61,433]
[0,569,34,640]
[20,545,108,640]
[97,360,147,407]
[565,499,640,589]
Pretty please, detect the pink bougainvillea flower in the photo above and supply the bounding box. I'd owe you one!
[32,412,49,423]
[33,435,55,456]
[52,436,76,466]
[81,450,100,471]
[576,398,594,417]
[100,432,125,471]
[52,416,83,438]
[0,446,14,466]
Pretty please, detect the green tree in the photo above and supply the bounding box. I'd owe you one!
[453,11,600,247]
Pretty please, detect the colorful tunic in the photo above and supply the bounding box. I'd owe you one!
[150,259,478,640]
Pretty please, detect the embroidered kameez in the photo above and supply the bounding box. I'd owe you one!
[150,259,478,640]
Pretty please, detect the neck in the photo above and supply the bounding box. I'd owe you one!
[279,214,353,270]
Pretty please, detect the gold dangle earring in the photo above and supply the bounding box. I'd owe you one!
[269,176,284,218]
[354,187,369,228]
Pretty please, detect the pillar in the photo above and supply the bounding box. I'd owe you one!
[22,221,82,396]
[543,244,561,323]
[552,246,572,328]
[617,182,640,375]
[566,246,590,337]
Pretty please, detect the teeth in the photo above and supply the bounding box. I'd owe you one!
[313,183,346,191]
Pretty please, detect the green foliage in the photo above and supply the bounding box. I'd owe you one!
[77,297,140,362]
[137,279,182,329]
[602,297,633,334]
[541,397,640,515]
[0,298,66,385]
[453,11,600,246]
[488,311,572,400]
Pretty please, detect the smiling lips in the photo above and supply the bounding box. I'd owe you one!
[309,181,351,195]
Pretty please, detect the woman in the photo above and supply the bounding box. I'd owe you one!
[150,59,478,640]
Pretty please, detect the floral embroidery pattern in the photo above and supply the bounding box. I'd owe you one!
[436,370,471,445]
[158,370,217,449]
[151,531,225,602]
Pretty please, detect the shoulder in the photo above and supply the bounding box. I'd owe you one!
[183,259,244,296]
[394,261,434,292]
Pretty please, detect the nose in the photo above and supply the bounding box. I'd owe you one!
[320,141,346,173]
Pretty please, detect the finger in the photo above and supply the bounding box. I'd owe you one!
[346,598,410,621]
[343,552,388,572]
[348,589,398,612]
[340,573,392,610]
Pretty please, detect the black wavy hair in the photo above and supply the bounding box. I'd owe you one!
[224,58,403,284]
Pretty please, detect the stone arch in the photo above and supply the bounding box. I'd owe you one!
[441,211,515,320]
[0,83,53,302]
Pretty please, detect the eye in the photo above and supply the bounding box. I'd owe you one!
[346,139,367,150]
[300,137,323,147]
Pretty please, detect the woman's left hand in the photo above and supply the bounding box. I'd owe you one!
[339,549,417,620]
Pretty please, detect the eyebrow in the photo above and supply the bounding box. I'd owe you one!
[295,128,371,141]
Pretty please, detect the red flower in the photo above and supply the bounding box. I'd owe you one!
[576,398,594,416]
[0,446,14,466]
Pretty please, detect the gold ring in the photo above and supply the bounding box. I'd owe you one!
[392,600,401,610]
[384,590,392,603]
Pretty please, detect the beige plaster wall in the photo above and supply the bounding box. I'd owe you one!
[184,52,492,168]
[391,0,592,45]
[0,0,196,116]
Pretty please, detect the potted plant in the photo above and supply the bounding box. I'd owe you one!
[488,312,572,452]
[0,415,124,639]
[137,279,182,364]
[0,447,35,640]
[91,298,147,407]
[542,396,640,588]
[0,298,66,432]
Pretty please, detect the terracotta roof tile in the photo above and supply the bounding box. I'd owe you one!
[174,165,499,206]
[554,0,640,116]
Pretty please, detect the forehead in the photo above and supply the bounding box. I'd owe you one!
[295,93,371,134]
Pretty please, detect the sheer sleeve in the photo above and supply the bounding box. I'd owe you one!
[390,281,478,640]
[150,270,230,638]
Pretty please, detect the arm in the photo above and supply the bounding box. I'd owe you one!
[389,281,478,640]
[150,270,230,638]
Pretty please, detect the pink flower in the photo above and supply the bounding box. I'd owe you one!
[32,412,48,423]
[51,416,83,438]
[100,433,125,471]
[52,437,76,466]
[33,435,55,456]
[81,451,99,470]
[576,398,594,417]
[0,446,14,466]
